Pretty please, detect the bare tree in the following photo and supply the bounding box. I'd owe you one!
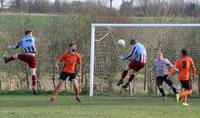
[143,0,150,16]
[30,0,51,13]
[1,0,4,13]
[52,0,61,13]
[120,0,134,16]
[110,0,113,8]
[15,0,22,12]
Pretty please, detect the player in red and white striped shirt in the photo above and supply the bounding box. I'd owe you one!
[117,39,147,88]
[3,30,37,95]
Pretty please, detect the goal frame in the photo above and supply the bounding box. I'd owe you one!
[89,23,200,97]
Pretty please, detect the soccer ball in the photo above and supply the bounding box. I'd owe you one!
[117,39,125,47]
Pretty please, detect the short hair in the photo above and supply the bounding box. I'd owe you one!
[25,30,32,35]
[156,50,162,55]
[69,43,75,48]
[182,49,187,56]
[130,39,136,45]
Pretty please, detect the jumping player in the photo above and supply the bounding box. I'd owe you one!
[3,30,37,94]
[117,39,147,88]
[168,49,197,106]
[154,52,178,100]
[49,43,82,102]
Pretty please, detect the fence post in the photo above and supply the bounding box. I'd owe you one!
[198,74,200,95]
[0,80,1,90]
[144,65,148,92]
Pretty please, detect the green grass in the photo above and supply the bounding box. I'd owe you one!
[0,95,200,118]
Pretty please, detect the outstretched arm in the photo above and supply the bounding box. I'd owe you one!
[120,46,136,61]
[55,53,65,71]
[9,40,22,49]
[192,66,197,78]
[149,60,156,71]
[166,59,179,73]
[77,54,82,77]
[77,64,82,77]
[191,59,197,78]
[169,61,178,78]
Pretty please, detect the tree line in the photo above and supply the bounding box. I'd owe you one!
[1,0,200,17]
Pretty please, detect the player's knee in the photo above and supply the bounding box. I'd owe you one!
[55,87,59,91]
[30,68,36,76]
[158,86,163,89]
[72,79,77,85]
[13,54,18,59]
[169,84,174,88]
[54,87,60,93]
[56,80,64,88]
[124,65,130,71]
[131,71,136,75]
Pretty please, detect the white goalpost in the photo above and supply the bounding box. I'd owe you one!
[89,23,200,97]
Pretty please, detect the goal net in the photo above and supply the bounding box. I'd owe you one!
[90,24,200,96]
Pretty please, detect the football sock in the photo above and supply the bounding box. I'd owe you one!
[122,70,128,79]
[171,86,178,94]
[32,75,37,90]
[128,74,135,83]
[158,87,166,97]
[5,56,15,63]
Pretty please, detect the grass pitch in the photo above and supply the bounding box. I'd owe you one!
[0,95,200,118]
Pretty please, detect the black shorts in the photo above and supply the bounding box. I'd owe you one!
[156,75,173,87]
[59,71,76,81]
[180,80,192,90]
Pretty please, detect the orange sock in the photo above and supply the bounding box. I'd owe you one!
[179,90,192,102]
[180,90,192,96]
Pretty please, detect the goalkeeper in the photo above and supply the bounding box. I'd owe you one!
[154,52,178,100]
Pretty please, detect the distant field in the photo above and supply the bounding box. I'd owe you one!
[0,95,200,118]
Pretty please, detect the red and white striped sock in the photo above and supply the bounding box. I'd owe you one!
[32,75,37,90]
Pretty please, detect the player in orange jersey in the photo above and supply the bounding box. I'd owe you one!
[168,49,197,106]
[49,43,82,102]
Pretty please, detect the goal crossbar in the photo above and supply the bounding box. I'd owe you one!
[92,23,200,27]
